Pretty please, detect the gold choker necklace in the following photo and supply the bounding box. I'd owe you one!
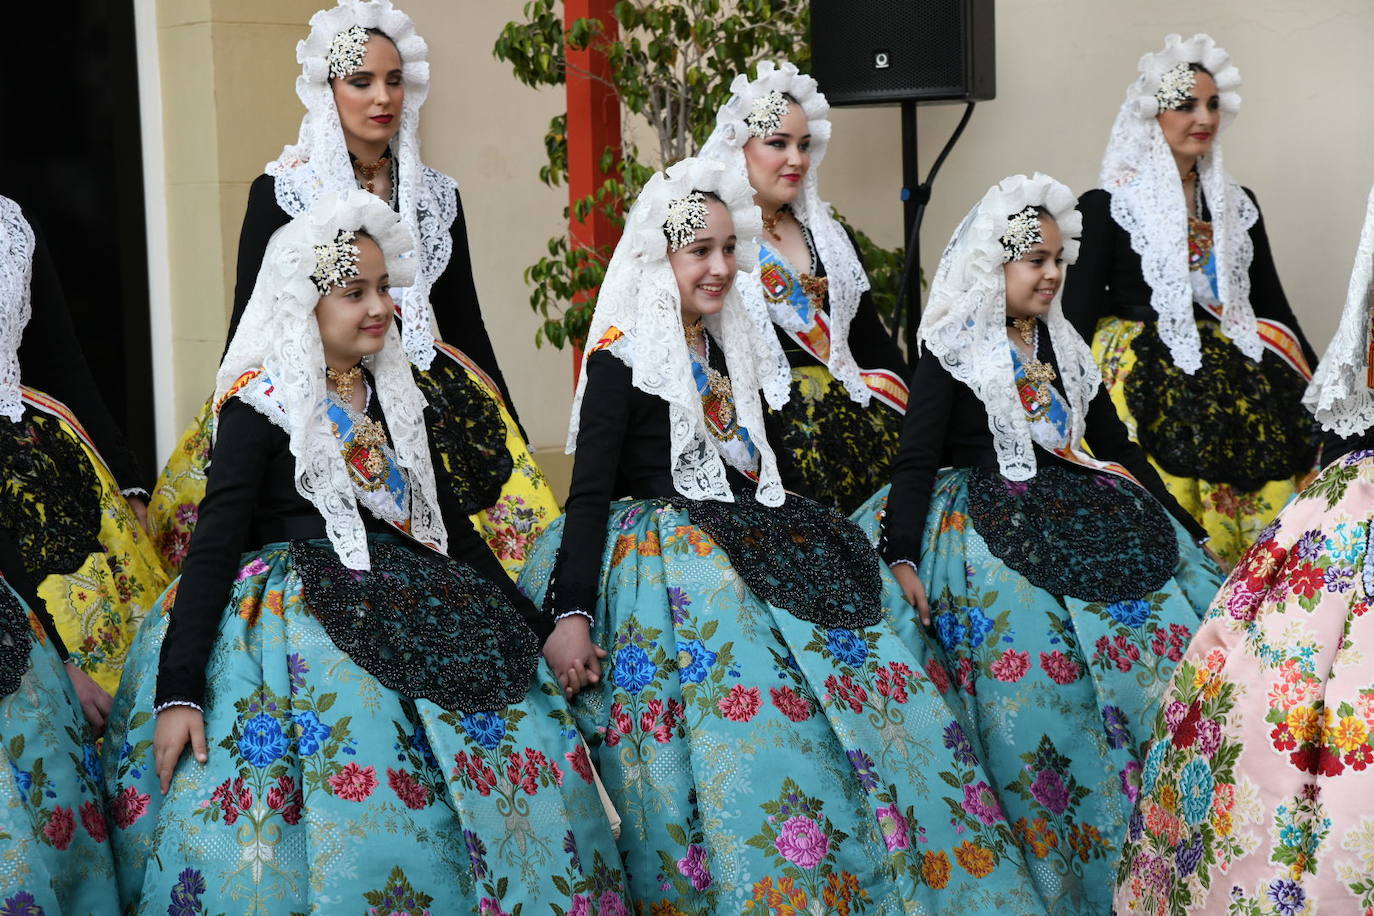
[761,208,786,240]
[327,364,362,402]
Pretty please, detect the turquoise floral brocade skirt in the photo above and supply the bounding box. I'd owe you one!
[102,536,628,916]
[0,579,117,915]
[851,473,1222,915]
[519,498,1049,916]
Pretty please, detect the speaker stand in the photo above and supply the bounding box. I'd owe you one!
[890,100,976,358]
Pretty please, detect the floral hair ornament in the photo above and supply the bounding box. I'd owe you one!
[327,24,370,79]
[744,90,791,139]
[1000,207,1044,262]
[311,230,362,293]
[664,193,711,251]
[1154,62,1197,111]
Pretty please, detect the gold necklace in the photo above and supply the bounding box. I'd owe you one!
[684,320,737,434]
[1011,316,1037,346]
[761,207,786,241]
[355,154,391,195]
[327,364,363,402]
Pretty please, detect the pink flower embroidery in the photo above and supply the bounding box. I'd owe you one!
[769,686,813,722]
[875,803,910,851]
[44,805,75,850]
[387,768,430,809]
[989,649,1030,683]
[327,763,378,801]
[774,815,829,869]
[566,743,596,784]
[79,801,108,843]
[717,685,762,723]
[1039,650,1081,685]
[112,785,151,829]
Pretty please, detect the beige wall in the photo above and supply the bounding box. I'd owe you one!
[151,1,1373,493]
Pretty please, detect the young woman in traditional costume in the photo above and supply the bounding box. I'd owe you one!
[700,61,908,514]
[1063,34,1319,565]
[853,173,1222,914]
[520,157,1047,915]
[104,191,627,914]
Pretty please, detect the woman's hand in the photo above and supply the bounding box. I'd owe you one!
[125,495,150,532]
[890,562,931,626]
[154,706,208,794]
[1203,544,1233,577]
[543,615,607,699]
[64,662,113,735]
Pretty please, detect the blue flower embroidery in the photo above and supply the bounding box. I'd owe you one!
[676,639,718,685]
[292,710,333,756]
[965,607,995,649]
[237,713,288,768]
[825,629,869,666]
[1265,878,1305,916]
[934,614,967,653]
[613,645,657,695]
[1105,598,1151,628]
[460,712,508,750]
[1176,757,1215,826]
[1141,740,1167,797]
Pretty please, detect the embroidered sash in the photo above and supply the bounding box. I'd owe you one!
[757,245,908,413]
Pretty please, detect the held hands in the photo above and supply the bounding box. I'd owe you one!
[890,562,932,626]
[64,662,113,736]
[154,706,208,794]
[543,615,607,700]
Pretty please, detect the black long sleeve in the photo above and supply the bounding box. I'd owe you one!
[1081,384,1208,540]
[1061,189,1116,343]
[1242,188,1318,369]
[546,351,635,618]
[18,216,147,492]
[225,175,292,354]
[156,399,275,707]
[0,528,68,660]
[879,353,957,565]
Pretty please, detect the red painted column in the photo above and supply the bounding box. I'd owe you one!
[565,0,621,383]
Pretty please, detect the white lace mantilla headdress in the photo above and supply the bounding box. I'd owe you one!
[1098,33,1257,374]
[217,189,444,569]
[920,174,1093,481]
[266,0,456,370]
[1303,183,1374,436]
[0,196,35,422]
[568,157,786,506]
[700,61,873,407]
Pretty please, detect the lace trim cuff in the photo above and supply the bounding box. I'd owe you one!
[153,699,204,716]
[121,487,151,500]
[888,558,919,573]
[554,609,595,625]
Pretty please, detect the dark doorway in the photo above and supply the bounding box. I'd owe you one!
[3,1,154,474]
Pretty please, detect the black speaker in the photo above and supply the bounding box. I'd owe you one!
[810,0,995,106]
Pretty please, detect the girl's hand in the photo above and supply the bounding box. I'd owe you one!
[154,706,208,794]
[542,615,607,699]
[1203,544,1232,577]
[65,662,113,735]
[890,562,931,626]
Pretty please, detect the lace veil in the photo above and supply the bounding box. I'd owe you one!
[699,60,870,407]
[0,196,35,422]
[920,173,1093,481]
[568,157,785,506]
[266,0,456,370]
[216,189,445,570]
[1303,183,1374,436]
[1098,33,1258,374]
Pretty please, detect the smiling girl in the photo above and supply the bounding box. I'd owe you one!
[853,174,1222,914]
